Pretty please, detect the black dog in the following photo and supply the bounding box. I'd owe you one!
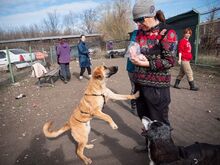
[141,117,220,165]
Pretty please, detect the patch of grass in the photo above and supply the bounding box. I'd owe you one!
[197,54,220,66]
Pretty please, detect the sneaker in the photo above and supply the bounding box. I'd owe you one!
[64,80,68,84]
[133,145,148,153]
[88,74,92,78]
[79,76,83,80]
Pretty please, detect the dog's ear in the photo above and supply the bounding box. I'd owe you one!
[93,68,104,80]
[142,117,151,130]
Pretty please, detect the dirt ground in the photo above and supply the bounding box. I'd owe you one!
[0,58,220,165]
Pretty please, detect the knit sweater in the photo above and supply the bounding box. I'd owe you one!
[178,38,192,61]
[133,24,177,87]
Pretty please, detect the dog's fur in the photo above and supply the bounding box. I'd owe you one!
[43,65,139,165]
[142,117,220,165]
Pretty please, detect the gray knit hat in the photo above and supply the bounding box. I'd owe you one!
[132,0,156,20]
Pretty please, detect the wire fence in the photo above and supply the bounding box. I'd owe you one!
[197,9,220,67]
[0,39,122,85]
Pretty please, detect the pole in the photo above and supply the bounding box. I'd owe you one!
[42,47,46,64]
[194,13,200,65]
[29,46,33,66]
[50,46,54,64]
[6,47,15,83]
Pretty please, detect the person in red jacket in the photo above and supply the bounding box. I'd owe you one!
[174,28,199,91]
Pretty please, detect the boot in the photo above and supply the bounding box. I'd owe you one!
[189,81,199,91]
[174,79,181,89]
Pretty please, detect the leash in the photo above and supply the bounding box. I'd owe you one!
[84,93,106,104]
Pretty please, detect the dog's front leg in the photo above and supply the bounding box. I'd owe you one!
[106,89,139,100]
[94,110,118,129]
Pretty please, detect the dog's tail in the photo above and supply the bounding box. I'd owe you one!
[43,121,70,138]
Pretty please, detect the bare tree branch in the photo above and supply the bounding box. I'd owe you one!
[80,9,98,34]
[43,10,60,35]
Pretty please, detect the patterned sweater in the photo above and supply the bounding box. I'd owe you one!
[133,23,177,87]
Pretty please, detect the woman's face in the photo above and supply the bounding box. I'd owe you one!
[81,36,86,42]
[184,32,191,39]
[136,17,156,31]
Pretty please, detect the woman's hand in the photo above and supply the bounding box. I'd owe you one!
[129,46,149,67]
[178,59,181,65]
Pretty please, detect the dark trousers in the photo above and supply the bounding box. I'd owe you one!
[60,63,71,81]
[80,67,91,76]
[135,85,171,126]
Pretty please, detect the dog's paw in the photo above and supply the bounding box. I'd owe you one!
[84,157,92,165]
[86,144,94,149]
[134,91,140,99]
[110,123,118,129]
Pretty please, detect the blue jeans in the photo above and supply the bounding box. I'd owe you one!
[60,63,71,81]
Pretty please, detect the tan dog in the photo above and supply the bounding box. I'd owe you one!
[43,65,139,165]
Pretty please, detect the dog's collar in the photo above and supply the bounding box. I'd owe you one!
[84,93,106,104]
[73,116,88,123]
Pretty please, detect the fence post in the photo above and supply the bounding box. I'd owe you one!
[29,46,33,66]
[42,48,46,64]
[194,13,200,65]
[6,47,15,83]
[50,46,54,64]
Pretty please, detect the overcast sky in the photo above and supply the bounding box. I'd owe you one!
[0,0,219,28]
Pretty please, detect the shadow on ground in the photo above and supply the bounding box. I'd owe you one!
[15,134,73,165]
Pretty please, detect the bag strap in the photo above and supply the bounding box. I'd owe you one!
[158,23,171,42]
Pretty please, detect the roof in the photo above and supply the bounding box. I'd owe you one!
[0,33,102,44]
[166,10,200,25]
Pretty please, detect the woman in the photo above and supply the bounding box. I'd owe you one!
[77,35,91,80]
[57,38,71,83]
[174,28,199,91]
[129,0,177,152]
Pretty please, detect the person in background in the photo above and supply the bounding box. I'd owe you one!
[174,28,199,91]
[126,58,137,112]
[56,38,71,84]
[107,41,113,51]
[128,0,177,152]
[126,30,140,113]
[77,35,91,80]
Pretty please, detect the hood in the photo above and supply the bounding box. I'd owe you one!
[60,42,68,48]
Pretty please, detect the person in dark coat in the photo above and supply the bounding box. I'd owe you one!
[77,35,91,80]
[57,38,71,83]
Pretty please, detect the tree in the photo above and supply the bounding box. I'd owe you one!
[63,11,79,35]
[97,0,133,40]
[203,7,218,54]
[80,9,98,34]
[43,10,60,35]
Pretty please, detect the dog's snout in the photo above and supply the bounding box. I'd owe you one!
[105,66,118,78]
[108,66,118,73]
